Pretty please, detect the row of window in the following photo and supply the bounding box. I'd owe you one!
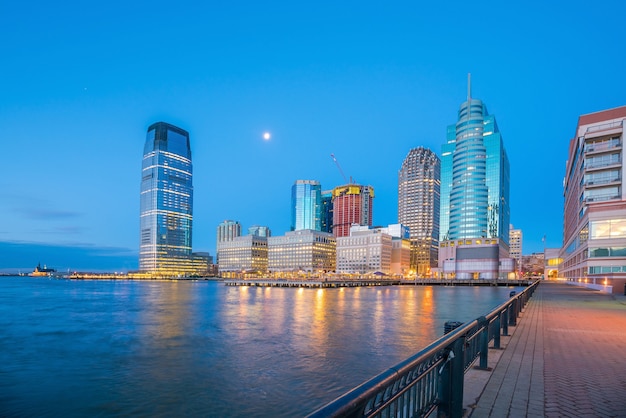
[588,266,626,274]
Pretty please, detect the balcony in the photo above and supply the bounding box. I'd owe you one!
[585,141,621,155]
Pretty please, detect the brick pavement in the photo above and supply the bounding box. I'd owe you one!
[468,281,626,418]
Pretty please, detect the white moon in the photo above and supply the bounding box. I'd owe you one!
[263,132,271,140]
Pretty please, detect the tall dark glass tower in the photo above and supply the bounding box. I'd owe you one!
[139,122,193,273]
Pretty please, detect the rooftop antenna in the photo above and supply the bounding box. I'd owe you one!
[467,72,471,101]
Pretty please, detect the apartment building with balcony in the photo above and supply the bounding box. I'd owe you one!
[561,105,626,294]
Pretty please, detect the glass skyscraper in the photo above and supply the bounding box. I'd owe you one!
[438,78,512,279]
[440,92,510,243]
[139,122,193,273]
[398,147,440,276]
[291,180,322,231]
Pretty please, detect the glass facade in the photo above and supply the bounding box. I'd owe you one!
[139,122,193,273]
[291,180,322,231]
[441,99,509,243]
[321,190,333,233]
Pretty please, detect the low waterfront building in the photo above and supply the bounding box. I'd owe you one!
[268,230,336,274]
[544,248,562,280]
[438,238,516,280]
[336,225,392,275]
[217,235,268,277]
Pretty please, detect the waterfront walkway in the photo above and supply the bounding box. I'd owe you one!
[467,281,626,417]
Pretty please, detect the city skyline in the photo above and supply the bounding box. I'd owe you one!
[2,1,626,271]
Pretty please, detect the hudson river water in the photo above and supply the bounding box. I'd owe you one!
[0,277,521,417]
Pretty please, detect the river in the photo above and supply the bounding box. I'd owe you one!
[0,277,521,417]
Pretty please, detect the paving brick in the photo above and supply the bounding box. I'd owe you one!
[468,282,626,417]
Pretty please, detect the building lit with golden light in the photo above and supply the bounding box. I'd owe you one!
[509,225,522,274]
[336,225,392,274]
[268,230,336,274]
[398,147,440,276]
[217,235,268,277]
[560,105,626,293]
[332,184,374,237]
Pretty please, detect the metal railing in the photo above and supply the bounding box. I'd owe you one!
[306,280,540,418]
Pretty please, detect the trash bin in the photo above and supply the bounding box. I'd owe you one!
[444,321,463,334]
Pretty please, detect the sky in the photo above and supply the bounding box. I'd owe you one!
[2,0,626,272]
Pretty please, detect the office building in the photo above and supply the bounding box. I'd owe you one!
[560,106,626,294]
[336,225,392,274]
[398,147,440,276]
[438,77,513,279]
[217,235,268,277]
[509,225,522,274]
[268,230,336,274]
[291,180,322,231]
[217,220,242,244]
[139,122,194,274]
[332,184,374,237]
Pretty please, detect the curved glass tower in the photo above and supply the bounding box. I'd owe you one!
[448,98,489,239]
[139,122,193,273]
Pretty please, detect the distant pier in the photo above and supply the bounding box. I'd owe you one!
[224,278,533,288]
[224,278,401,288]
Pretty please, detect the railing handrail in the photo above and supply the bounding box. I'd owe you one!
[307,280,540,418]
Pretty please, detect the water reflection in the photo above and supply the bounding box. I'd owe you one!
[0,278,522,417]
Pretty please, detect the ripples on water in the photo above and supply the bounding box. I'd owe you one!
[0,278,521,417]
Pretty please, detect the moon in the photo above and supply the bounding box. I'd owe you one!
[263,132,271,140]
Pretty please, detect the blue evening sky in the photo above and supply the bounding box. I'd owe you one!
[2,0,625,272]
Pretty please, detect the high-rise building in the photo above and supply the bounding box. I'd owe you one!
[560,105,626,294]
[509,225,522,273]
[332,184,374,237]
[217,220,242,244]
[398,147,440,276]
[438,77,513,279]
[139,122,194,274]
[321,190,333,234]
[291,180,322,231]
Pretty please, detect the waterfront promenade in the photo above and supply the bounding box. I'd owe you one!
[467,281,626,417]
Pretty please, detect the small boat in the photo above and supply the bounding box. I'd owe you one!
[30,262,56,277]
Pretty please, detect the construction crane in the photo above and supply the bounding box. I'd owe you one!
[330,153,351,184]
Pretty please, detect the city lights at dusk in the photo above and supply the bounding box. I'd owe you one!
[1,1,626,273]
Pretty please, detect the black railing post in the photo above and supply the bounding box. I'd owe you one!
[477,316,489,369]
[502,308,509,336]
[508,299,517,326]
[438,338,464,418]
[493,314,501,349]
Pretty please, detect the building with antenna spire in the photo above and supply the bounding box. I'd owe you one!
[437,75,514,279]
